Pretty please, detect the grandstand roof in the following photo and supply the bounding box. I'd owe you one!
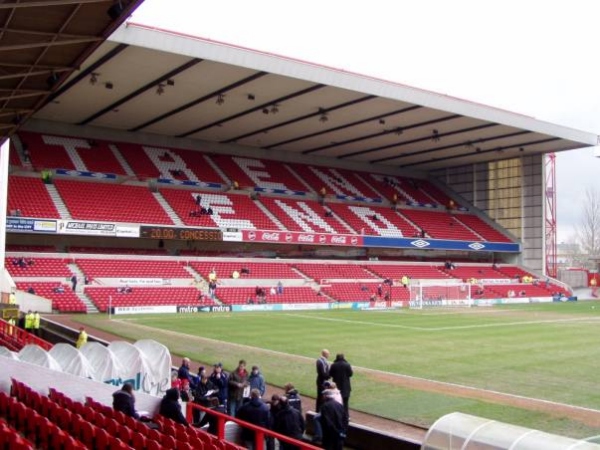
[0,0,144,144]
[31,22,600,172]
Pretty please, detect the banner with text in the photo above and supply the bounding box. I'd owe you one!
[239,230,364,247]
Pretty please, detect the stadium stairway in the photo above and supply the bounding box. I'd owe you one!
[45,184,71,219]
[109,144,136,176]
[68,263,98,313]
[253,196,287,230]
[152,191,184,226]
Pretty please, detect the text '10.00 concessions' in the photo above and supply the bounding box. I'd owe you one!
[140,226,223,241]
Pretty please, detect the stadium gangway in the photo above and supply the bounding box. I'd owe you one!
[0,318,52,351]
[188,402,321,450]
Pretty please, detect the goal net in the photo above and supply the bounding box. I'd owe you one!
[409,282,472,309]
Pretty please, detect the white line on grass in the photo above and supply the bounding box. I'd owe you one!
[113,318,600,417]
[281,312,600,332]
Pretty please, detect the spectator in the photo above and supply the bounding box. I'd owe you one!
[209,362,229,409]
[329,354,353,415]
[208,281,217,300]
[27,286,36,295]
[236,389,271,448]
[277,281,284,295]
[315,349,330,412]
[228,359,249,416]
[193,366,219,407]
[273,396,305,450]
[248,365,266,397]
[171,371,182,391]
[112,383,140,419]
[319,389,348,450]
[241,267,251,275]
[207,207,214,215]
[178,357,196,390]
[76,327,87,349]
[195,194,202,205]
[70,275,77,291]
[159,388,188,426]
[284,383,302,413]
[53,284,65,293]
[270,286,277,296]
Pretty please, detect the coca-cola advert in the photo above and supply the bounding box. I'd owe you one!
[241,230,363,247]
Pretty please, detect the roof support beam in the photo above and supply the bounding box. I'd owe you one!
[78,58,202,125]
[0,36,101,51]
[0,27,99,40]
[130,71,268,132]
[0,0,109,9]
[0,91,48,101]
[181,84,327,138]
[401,138,560,168]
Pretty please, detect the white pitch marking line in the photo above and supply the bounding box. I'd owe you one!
[281,312,600,331]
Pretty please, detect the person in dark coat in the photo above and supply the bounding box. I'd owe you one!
[315,349,330,412]
[319,390,348,450]
[236,388,270,447]
[208,362,229,409]
[328,353,353,415]
[159,388,188,426]
[112,383,139,419]
[273,396,305,450]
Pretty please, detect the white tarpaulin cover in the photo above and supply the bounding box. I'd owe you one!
[134,339,172,396]
[79,342,123,383]
[18,345,62,371]
[108,341,172,395]
[3,338,171,396]
[48,343,95,379]
[0,347,18,360]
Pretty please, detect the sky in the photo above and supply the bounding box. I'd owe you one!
[132,0,600,243]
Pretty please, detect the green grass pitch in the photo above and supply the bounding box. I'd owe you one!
[74,300,600,439]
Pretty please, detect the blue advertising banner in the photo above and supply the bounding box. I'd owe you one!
[363,236,520,253]
[55,169,117,180]
[157,179,222,189]
[6,218,57,233]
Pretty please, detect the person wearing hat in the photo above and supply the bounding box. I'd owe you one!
[209,362,229,409]
[319,389,348,450]
[248,365,265,397]
[273,396,305,450]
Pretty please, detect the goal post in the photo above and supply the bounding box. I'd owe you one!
[409,281,472,309]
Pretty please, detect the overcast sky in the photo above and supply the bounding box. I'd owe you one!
[132,0,600,242]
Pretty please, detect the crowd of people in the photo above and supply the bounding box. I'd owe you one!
[142,352,353,449]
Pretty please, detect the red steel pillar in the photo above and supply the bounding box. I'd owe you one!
[544,153,557,277]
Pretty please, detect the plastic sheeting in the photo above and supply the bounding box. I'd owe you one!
[422,412,600,450]
[79,342,123,383]
[0,346,18,360]
[18,345,62,371]
[48,343,95,379]
[2,338,172,396]
[134,339,172,396]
